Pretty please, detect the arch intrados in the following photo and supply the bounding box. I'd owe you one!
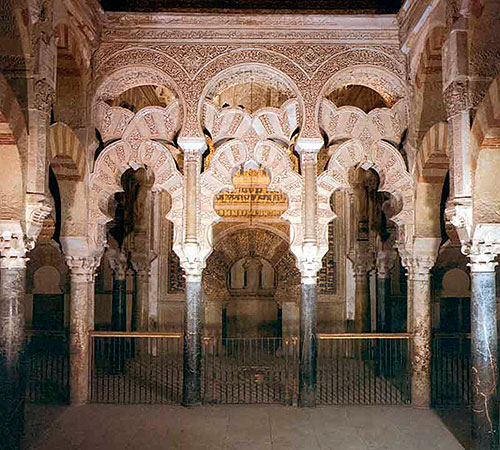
[319,65,408,111]
[212,227,289,267]
[470,76,500,169]
[93,66,184,114]
[411,25,447,84]
[199,63,303,123]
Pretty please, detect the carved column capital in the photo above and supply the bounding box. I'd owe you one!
[108,250,128,280]
[376,249,397,278]
[464,224,500,272]
[178,242,205,282]
[0,221,30,269]
[295,242,323,284]
[66,255,100,283]
[295,138,322,160]
[130,255,152,278]
[401,238,440,281]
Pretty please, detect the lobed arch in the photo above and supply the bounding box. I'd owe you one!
[198,63,305,134]
[317,139,415,251]
[316,62,409,111]
[88,139,184,253]
[199,138,303,265]
[92,65,186,132]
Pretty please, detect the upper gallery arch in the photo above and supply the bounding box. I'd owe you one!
[199,63,304,141]
[92,66,184,147]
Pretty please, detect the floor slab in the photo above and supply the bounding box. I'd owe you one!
[23,404,467,450]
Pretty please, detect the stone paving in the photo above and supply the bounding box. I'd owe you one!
[23,404,469,450]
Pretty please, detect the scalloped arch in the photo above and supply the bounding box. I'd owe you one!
[199,138,303,264]
[92,65,186,131]
[318,65,409,114]
[198,62,305,129]
[317,139,414,250]
[89,139,184,251]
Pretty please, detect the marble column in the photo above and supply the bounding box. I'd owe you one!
[376,250,396,332]
[295,140,321,407]
[183,275,203,406]
[299,278,317,407]
[66,255,99,405]
[354,261,370,333]
[0,254,27,450]
[409,258,434,409]
[469,252,498,450]
[178,138,205,406]
[111,270,127,332]
[131,259,150,332]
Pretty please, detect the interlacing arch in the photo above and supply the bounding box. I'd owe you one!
[316,74,413,250]
[89,139,183,252]
[199,139,303,263]
[90,93,184,252]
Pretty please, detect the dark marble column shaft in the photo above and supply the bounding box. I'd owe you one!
[376,276,391,332]
[470,265,498,450]
[0,264,26,450]
[136,270,150,331]
[183,279,202,406]
[299,281,317,407]
[354,268,370,332]
[111,276,127,331]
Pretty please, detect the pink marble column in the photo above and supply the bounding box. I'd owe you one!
[65,255,100,405]
[408,257,435,409]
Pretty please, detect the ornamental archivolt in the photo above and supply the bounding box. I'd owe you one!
[199,137,304,270]
[317,98,415,253]
[89,104,184,254]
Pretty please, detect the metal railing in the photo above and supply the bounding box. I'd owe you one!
[202,337,299,405]
[431,333,471,407]
[317,334,411,405]
[25,330,70,404]
[89,332,183,404]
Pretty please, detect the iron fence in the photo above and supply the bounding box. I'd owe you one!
[431,333,471,407]
[317,334,411,405]
[202,337,299,405]
[89,332,183,404]
[25,330,70,404]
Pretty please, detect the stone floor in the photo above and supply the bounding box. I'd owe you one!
[23,404,470,450]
